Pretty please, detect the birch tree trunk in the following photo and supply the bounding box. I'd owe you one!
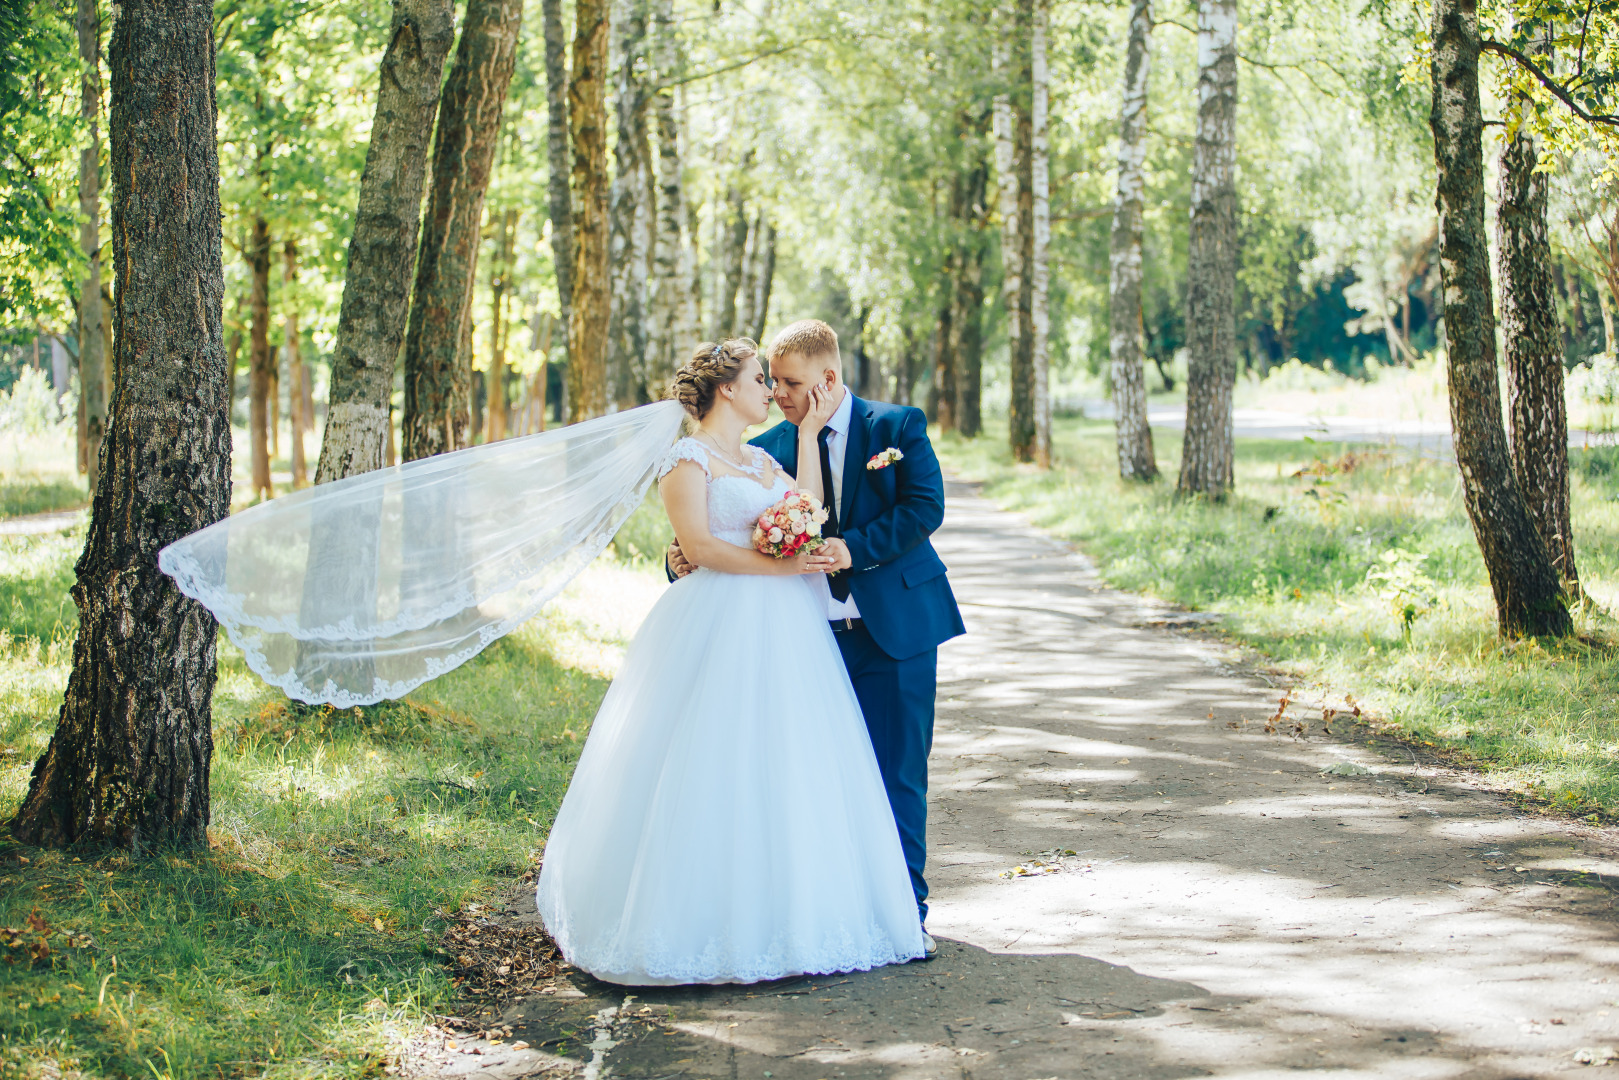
[401,0,523,460]
[283,240,307,487]
[1429,0,1571,637]
[12,0,229,848]
[314,0,455,484]
[568,0,611,420]
[1009,1,1036,462]
[486,208,518,441]
[716,183,748,337]
[607,0,651,409]
[737,214,760,335]
[1176,0,1238,498]
[1498,129,1578,593]
[1109,0,1157,480]
[749,220,775,343]
[76,0,106,495]
[543,0,573,352]
[1029,0,1051,466]
[993,26,1023,449]
[934,254,957,430]
[248,214,274,500]
[646,0,687,398]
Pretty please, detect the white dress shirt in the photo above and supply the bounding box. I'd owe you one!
[821,389,862,622]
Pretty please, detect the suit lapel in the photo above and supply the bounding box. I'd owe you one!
[839,394,873,526]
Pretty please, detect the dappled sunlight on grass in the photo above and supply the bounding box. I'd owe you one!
[937,416,1619,816]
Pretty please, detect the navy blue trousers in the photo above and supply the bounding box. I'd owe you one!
[834,621,936,923]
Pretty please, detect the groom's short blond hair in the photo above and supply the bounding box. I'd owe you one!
[768,319,841,368]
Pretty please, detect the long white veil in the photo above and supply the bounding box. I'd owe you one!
[160,400,686,707]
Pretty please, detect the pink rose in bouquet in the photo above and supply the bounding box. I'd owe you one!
[752,490,830,558]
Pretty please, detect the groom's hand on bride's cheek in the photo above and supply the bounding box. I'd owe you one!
[821,538,853,573]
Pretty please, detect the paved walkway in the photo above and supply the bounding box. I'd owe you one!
[422,483,1619,1080]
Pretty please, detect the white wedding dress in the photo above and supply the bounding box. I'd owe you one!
[535,438,926,985]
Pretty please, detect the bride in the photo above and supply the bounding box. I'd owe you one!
[534,339,926,985]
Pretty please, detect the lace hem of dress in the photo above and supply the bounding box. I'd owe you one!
[536,888,923,985]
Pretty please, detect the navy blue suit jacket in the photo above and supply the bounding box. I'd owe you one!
[750,394,965,661]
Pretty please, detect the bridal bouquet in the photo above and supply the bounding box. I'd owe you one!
[752,491,830,558]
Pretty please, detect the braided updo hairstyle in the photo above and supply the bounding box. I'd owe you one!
[670,338,759,419]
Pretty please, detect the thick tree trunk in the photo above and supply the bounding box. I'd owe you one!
[1109,0,1157,480]
[1498,130,1578,593]
[486,208,518,442]
[1176,0,1238,498]
[1430,0,1571,637]
[76,0,106,496]
[568,0,611,421]
[315,0,456,484]
[283,240,307,488]
[1030,0,1051,465]
[401,0,523,460]
[543,0,573,352]
[12,0,229,849]
[248,215,274,500]
[607,0,651,409]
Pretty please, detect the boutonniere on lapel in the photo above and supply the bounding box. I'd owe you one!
[866,447,904,471]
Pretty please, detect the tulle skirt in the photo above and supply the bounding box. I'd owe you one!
[535,567,926,985]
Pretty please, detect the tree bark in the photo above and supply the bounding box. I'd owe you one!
[486,207,518,442]
[76,0,106,496]
[1029,0,1051,465]
[716,183,748,337]
[1429,0,1571,636]
[248,214,273,500]
[1008,0,1037,462]
[543,0,573,349]
[314,0,456,484]
[1497,129,1580,593]
[568,0,611,421]
[646,0,687,398]
[749,220,775,343]
[1176,0,1238,498]
[607,0,651,409]
[1109,0,1157,480]
[12,0,229,849]
[933,256,957,430]
[993,23,1023,452]
[401,0,523,460]
[283,240,307,487]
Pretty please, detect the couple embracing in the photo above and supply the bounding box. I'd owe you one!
[535,319,966,985]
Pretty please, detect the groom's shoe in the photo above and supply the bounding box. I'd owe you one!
[920,929,938,960]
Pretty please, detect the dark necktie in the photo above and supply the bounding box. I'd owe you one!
[818,428,851,601]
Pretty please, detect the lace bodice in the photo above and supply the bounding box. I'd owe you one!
[659,437,791,548]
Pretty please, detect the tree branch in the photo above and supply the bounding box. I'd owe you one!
[659,37,827,90]
[1152,18,1348,97]
[1482,38,1619,128]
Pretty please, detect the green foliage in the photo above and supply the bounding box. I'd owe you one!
[0,0,81,326]
[0,524,624,1078]
[937,415,1619,816]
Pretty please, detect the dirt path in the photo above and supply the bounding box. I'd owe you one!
[417,482,1619,1079]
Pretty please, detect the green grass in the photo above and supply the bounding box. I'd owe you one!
[0,431,88,518]
[937,416,1619,819]
[0,523,632,1078]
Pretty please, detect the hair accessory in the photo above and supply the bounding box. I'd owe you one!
[710,344,724,362]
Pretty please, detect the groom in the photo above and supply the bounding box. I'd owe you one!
[669,318,965,950]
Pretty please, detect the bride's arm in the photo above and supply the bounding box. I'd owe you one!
[659,462,834,577]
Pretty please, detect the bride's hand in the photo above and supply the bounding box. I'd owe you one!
[784,546,837,575]
[797,383,837,442]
